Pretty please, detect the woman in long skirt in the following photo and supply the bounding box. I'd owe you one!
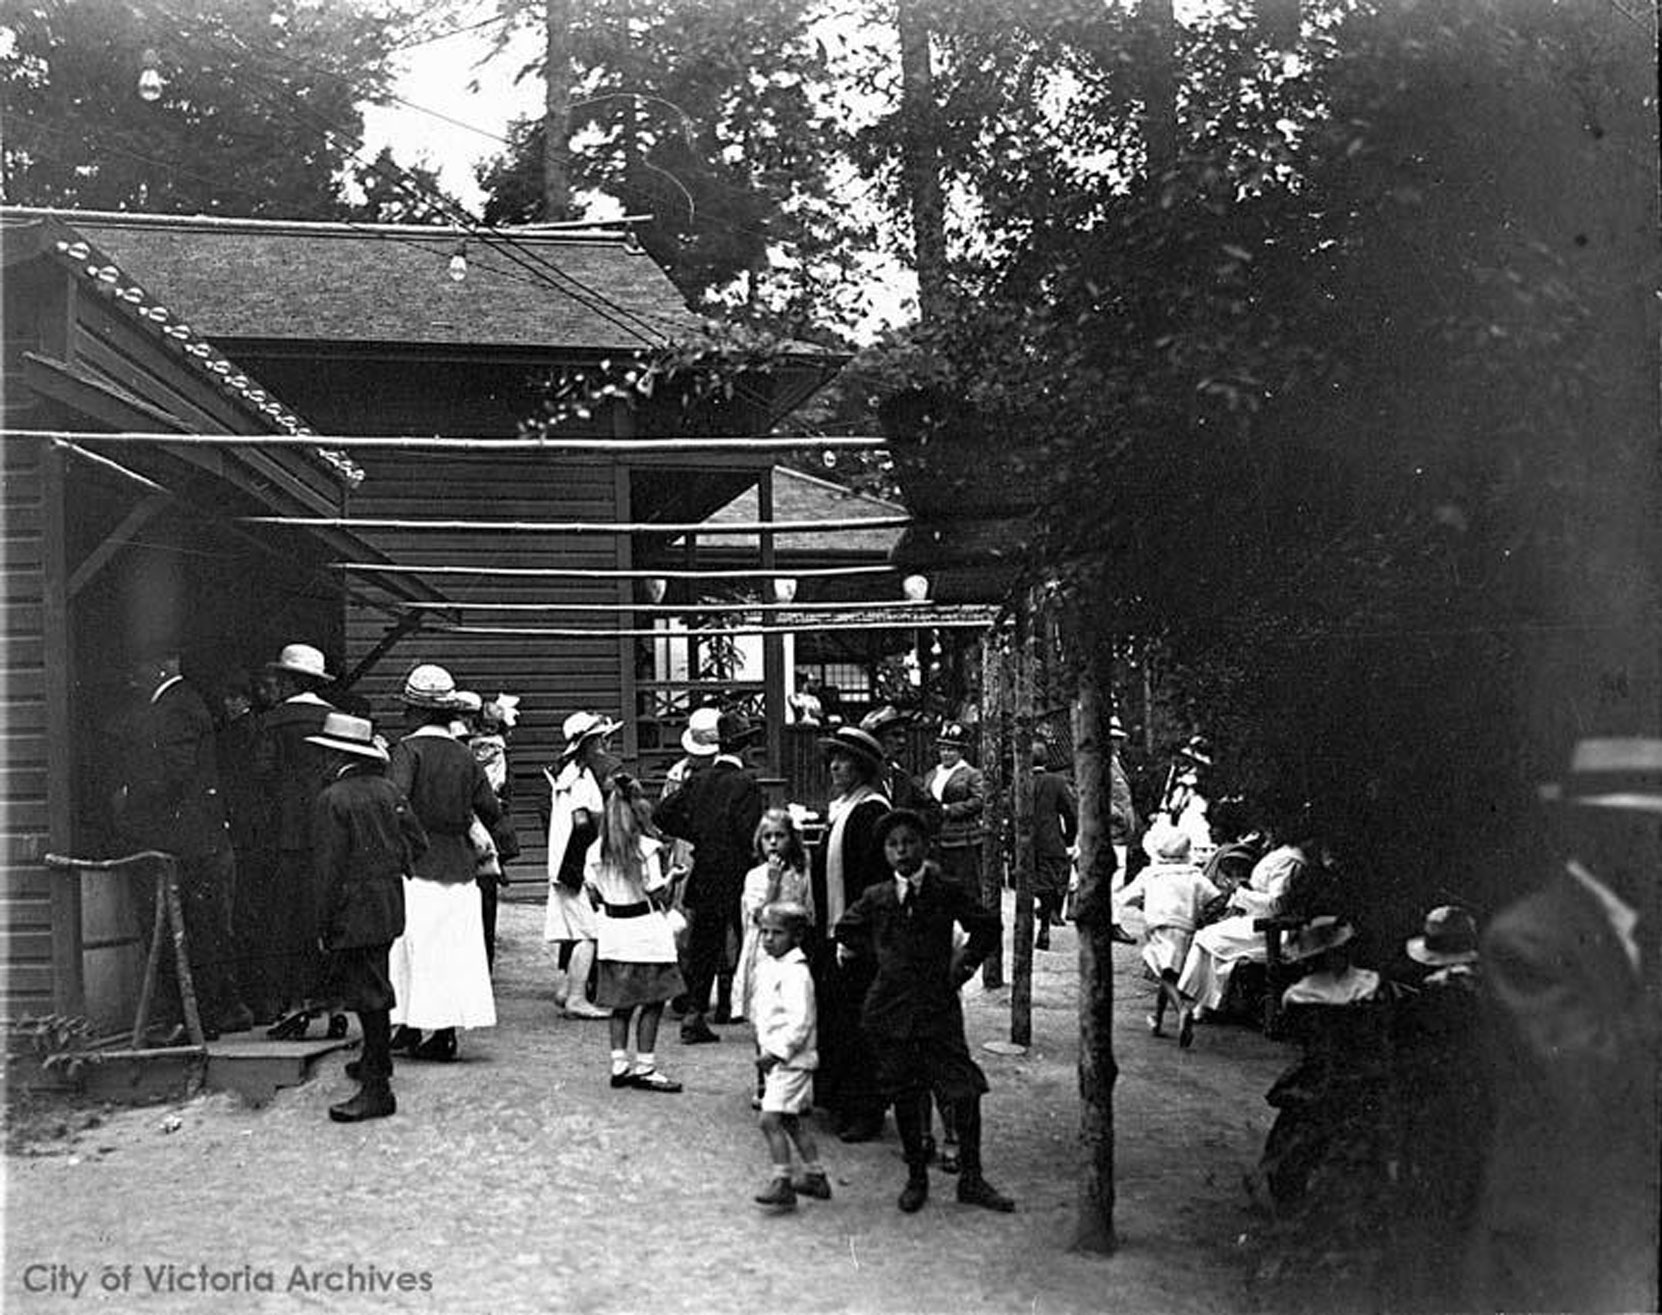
[385,664,500,1061]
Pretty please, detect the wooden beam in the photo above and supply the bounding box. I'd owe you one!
[240,514,913,535]
[6,428,889,453]
[66,493,171,599]
[336,612,430,692]
[333,562,895,581]
[40,444,84,1015]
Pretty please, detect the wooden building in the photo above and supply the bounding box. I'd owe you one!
[1,210,445,1024]
[3,208,870,1027]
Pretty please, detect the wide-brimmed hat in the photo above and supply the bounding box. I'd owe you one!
[681,706,722,757]
[1406,906,1479,967]
[1538,737,1662,816]
[1297,915,1355,957]
[267,642,332,683]
[820,725,885,770]
[400,663,457,708]
[860,705,912,737]
[718,710,760,749]
[559,710,621,760]
[936,721,972,748]
[304,711,388,762]
[451,690,484,717]
[1179,735,1214,768]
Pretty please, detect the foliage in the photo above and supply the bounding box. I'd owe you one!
[0,0,409,217]
[6,1013,102,1079]
[858,0,1649,921]
[477,0,866,324]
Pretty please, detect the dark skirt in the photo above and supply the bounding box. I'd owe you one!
[1034,853,1071,897]
[595,961,686,1009]
[326,943,396,1015]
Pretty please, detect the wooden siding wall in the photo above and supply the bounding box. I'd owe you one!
[1,437,56,1017]
[346,452,629,876]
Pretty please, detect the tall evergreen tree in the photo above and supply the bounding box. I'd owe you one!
[1,0,407,217]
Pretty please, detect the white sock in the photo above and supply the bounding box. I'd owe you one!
[610,1049,631,1076]
[633,1051,656,1073]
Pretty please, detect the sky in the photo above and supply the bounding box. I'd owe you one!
[358,4,913,339]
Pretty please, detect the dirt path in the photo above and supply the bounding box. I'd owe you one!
[5,895,1289,1314]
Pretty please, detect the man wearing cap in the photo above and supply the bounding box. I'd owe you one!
[250,642,339,1029]
[922,723,987,894]
[655,711,765,1044]
[112,649,253,1040]
[1466,738,1661,1313]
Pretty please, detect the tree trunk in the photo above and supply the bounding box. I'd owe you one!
[1070,602,1118,1253]
[1139,0,1177,177]
[542,0,573,220]
[1010,595,1036,1048]
[897,0,948,323]
[979,635,1006,989]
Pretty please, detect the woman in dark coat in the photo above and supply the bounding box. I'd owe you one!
[808,726,892,1142]
[307,711,428,1123]
[384,664,502,1062]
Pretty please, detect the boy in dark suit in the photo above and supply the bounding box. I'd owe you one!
[306,712,428,1123]
[835,809,1015,1214]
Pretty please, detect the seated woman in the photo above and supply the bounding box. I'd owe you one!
[1174,813,1321,1039]
[1252,917,1395,1208]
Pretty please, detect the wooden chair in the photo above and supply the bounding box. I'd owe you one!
[44,850,207,1052]
[1254,914,1312,1039]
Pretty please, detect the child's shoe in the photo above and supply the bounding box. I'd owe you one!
[754,1176,797,1210]
[791,1170,833,1200]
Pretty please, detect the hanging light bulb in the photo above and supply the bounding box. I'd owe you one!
[138,49,165,102]
[821,448,838,469]
[770,577,799,604]
[901,573,931,602]
[447,241,468,282]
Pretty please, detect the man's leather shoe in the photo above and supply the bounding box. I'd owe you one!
[680,1019,720,1045]
[898,1172,929,1213]
[328,1082,395,1123]
[957,1174,1016,1212]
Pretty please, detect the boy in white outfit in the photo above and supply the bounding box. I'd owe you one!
[1123,825,1220,1045]
[751,901,831,1210]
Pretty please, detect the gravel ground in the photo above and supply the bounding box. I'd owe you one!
[5,894,1289,1315]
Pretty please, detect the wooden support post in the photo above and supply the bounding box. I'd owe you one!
[1010,593,1036,1049]
[978,636,1005,990]
[41,444,84,1014]
[758,469,785,777]
[1069,600,1119,1253]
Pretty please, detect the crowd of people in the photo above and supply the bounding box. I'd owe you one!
[106,647,1658,1291]
[1113,735,1660,1313]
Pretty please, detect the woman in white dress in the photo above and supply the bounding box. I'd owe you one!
[1175,819,1318,1040]
[543,711,621,1019]
[385,664,500,1062]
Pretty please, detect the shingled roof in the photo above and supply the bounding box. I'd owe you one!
[698,466,907,556]
[58,210,704,352]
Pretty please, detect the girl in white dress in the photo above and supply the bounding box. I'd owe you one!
[543,711,619,1019]
[735,808,813,1031]
[584,774,685,1092]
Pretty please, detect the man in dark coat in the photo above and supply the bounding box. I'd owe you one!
[1031,741,1078,950]
[860,706,943,838]
[655,711,765,1045]
[1466,737,1661,1313]
[836,809,1013,1214]
[307,712,428,1122]
[112,650,252,1039]
[250,642,338,1027]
